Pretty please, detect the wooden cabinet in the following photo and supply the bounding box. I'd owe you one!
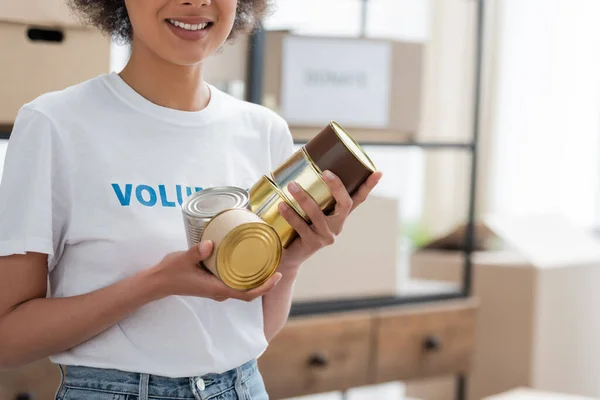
[0,358,61,400]
[374,300,477,383]
[259,299,478,399]
[258,312,373,399]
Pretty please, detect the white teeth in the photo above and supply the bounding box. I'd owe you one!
[168,19,209,31]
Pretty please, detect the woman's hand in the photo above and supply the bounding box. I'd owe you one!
[277,170,383,271]
[147,241,282,302]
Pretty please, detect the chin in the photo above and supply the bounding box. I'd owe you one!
[171,54,210,67]
[164,42,225,67]
[155,44,214,67]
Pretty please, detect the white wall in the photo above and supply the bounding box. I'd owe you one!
[110,41,130,72]
[0,140,7,181]
[264,0,432,42]
[365,0,431,42]
[489,0,600,228]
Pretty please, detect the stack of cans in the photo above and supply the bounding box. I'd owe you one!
[181,187,282,291]
[180,121,377,291]
[249,121,377,248]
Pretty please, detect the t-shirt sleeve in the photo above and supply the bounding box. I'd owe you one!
[269,114,295,170]
[0,106,70,269]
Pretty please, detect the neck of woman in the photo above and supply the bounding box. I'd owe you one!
[119,39,211,112]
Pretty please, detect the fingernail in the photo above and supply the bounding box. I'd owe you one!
[279,202,288,213]
[199,241,212,254]
[323,170,335,181]
[289,182,300,193]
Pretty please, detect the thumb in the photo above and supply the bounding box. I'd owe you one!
[190,240,213,262]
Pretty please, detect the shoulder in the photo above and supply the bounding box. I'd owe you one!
[19,74,109,123]
[8,75,110,155]
[211,86,290,136]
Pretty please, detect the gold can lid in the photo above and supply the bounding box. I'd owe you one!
[330,121,377,172]
[216,222,282,290]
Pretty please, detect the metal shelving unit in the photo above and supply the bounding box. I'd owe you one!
[246,1,486,398]
[247,0,485,314]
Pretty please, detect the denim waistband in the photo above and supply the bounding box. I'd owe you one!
[61,359,258,400]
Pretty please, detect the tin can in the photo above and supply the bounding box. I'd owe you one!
[181,186,250,249]
[200,208,282,290]
[271,147,335,220]
[249,174,300,248]
[304,121,377,196]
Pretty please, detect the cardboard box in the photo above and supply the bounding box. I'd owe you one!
[0,0,81,27]
[291,195,401,302]
[410,214,600,399]
[0,3,110,124]
[0,358,61,400]
[263,31,423,143]
[484,387,599,400]
[202,30,424,143]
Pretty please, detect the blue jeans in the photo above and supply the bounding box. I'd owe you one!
[54,359,269,400]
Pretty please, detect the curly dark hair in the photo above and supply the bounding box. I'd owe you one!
[66,0,271,44]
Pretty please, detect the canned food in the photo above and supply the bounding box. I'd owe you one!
[304,121,377,196]
[181,186,250,248]
[270,147,335,220]
[200,208,282,290]
[249,175,300,248]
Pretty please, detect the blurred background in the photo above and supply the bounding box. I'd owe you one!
[2,0,600,399]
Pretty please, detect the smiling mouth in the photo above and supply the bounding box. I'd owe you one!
[167,19,212,31]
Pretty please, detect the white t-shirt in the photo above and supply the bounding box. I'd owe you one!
[0,72,294,377]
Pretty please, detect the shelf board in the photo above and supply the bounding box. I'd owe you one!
[290,292,465,317]
[294,139,475,150]
[290,279,463,317]
[291,126,474,149]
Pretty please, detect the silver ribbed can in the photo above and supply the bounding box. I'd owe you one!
[181,186,250,248]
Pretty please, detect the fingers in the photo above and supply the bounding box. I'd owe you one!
[287,182,331,238]
[189,240,214,263]
[322,171,353,233]
[322,170,353,217]
[278,201,316,239]
[350,171,383,212]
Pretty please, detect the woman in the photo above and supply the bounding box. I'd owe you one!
[0,0,382,399]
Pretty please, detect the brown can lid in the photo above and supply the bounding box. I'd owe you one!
[217,223,282,290]
[181,186,249,220]
[330,121,377,172]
